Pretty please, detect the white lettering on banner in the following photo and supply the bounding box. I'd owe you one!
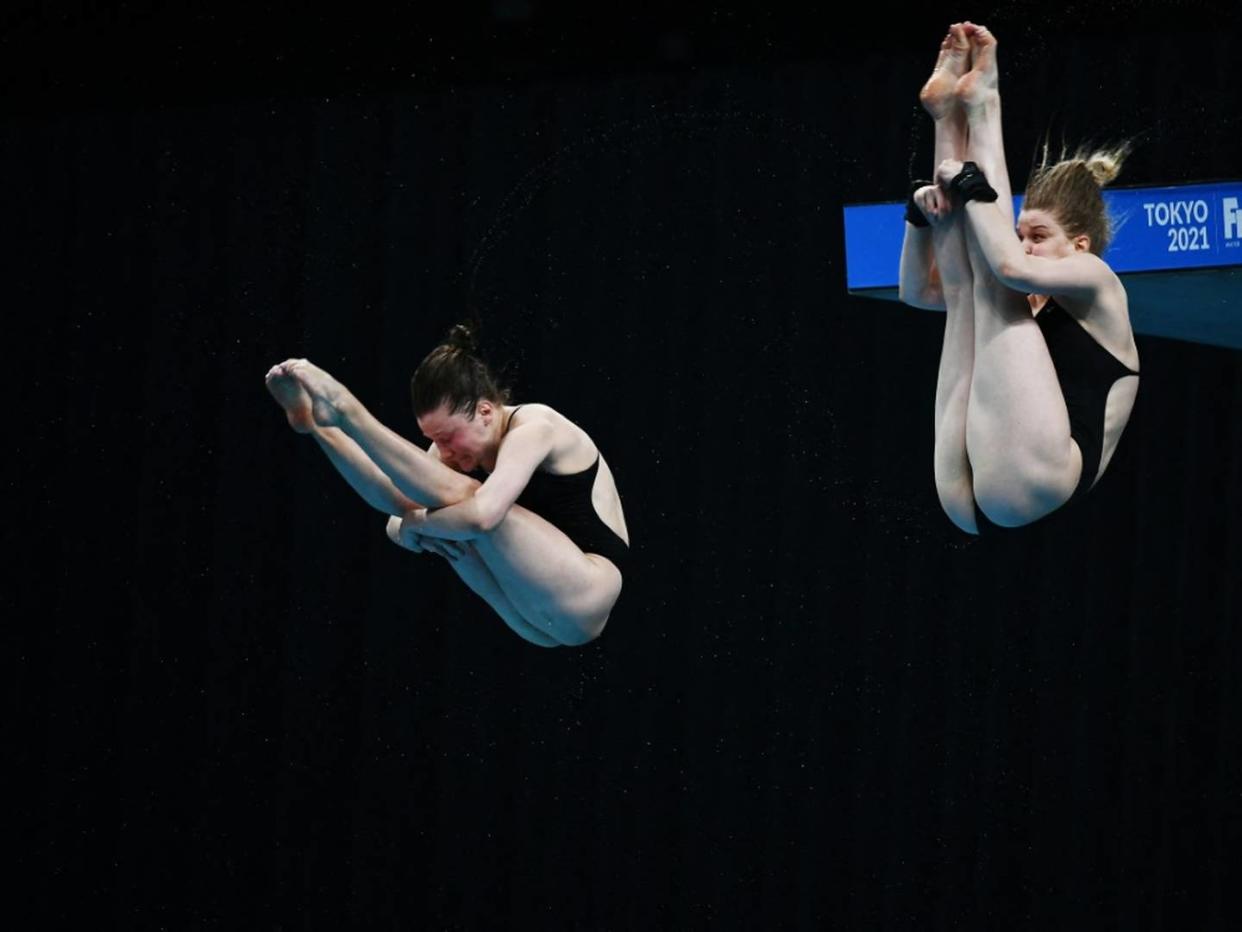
[1143,199,1211,226]
[1224,198,1241,240]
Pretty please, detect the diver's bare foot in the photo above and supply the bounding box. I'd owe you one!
[265,363,315,433]
[955,24,998,111]
[919,23,972,120]
[279,358,358,429]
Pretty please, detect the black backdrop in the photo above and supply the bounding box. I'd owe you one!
[8,2,1242,928]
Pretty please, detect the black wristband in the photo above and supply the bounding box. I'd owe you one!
[949,161,999,203]
[905,179,932,227]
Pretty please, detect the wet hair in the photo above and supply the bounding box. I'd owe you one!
[1022,141,1131,255]
[410,323,510,419]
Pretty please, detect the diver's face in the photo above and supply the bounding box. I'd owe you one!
[1017,208,1086,258]
[417,402,492,472]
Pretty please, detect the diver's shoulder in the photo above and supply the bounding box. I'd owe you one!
[509,402,559,424]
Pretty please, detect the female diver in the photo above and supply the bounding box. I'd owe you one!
[265,325,629,647]
[899,23,1140,534]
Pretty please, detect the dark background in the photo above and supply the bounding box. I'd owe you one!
[8,1,1241,928]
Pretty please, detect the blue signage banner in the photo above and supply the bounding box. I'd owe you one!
[844,181,1242,290]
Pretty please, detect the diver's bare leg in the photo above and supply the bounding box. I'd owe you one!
[470,507,623,648]
[955,24,1015,224]
[267,365,419,515]
[922,25,978,533]
[279,358,480,508]
[311,427,422,515]
[386,509,615,648]
[958,27,1080,525]
[441,543,564,647]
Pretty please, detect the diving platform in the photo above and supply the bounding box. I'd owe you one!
[843,181,1242,349]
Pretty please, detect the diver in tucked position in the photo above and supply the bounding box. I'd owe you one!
[265,325,629,647]
[899,22,1139,534]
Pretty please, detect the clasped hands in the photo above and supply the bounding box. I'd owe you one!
[386,510,469,562]
[912,158,969,226]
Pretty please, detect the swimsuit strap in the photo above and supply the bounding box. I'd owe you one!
[503,404,525,436]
